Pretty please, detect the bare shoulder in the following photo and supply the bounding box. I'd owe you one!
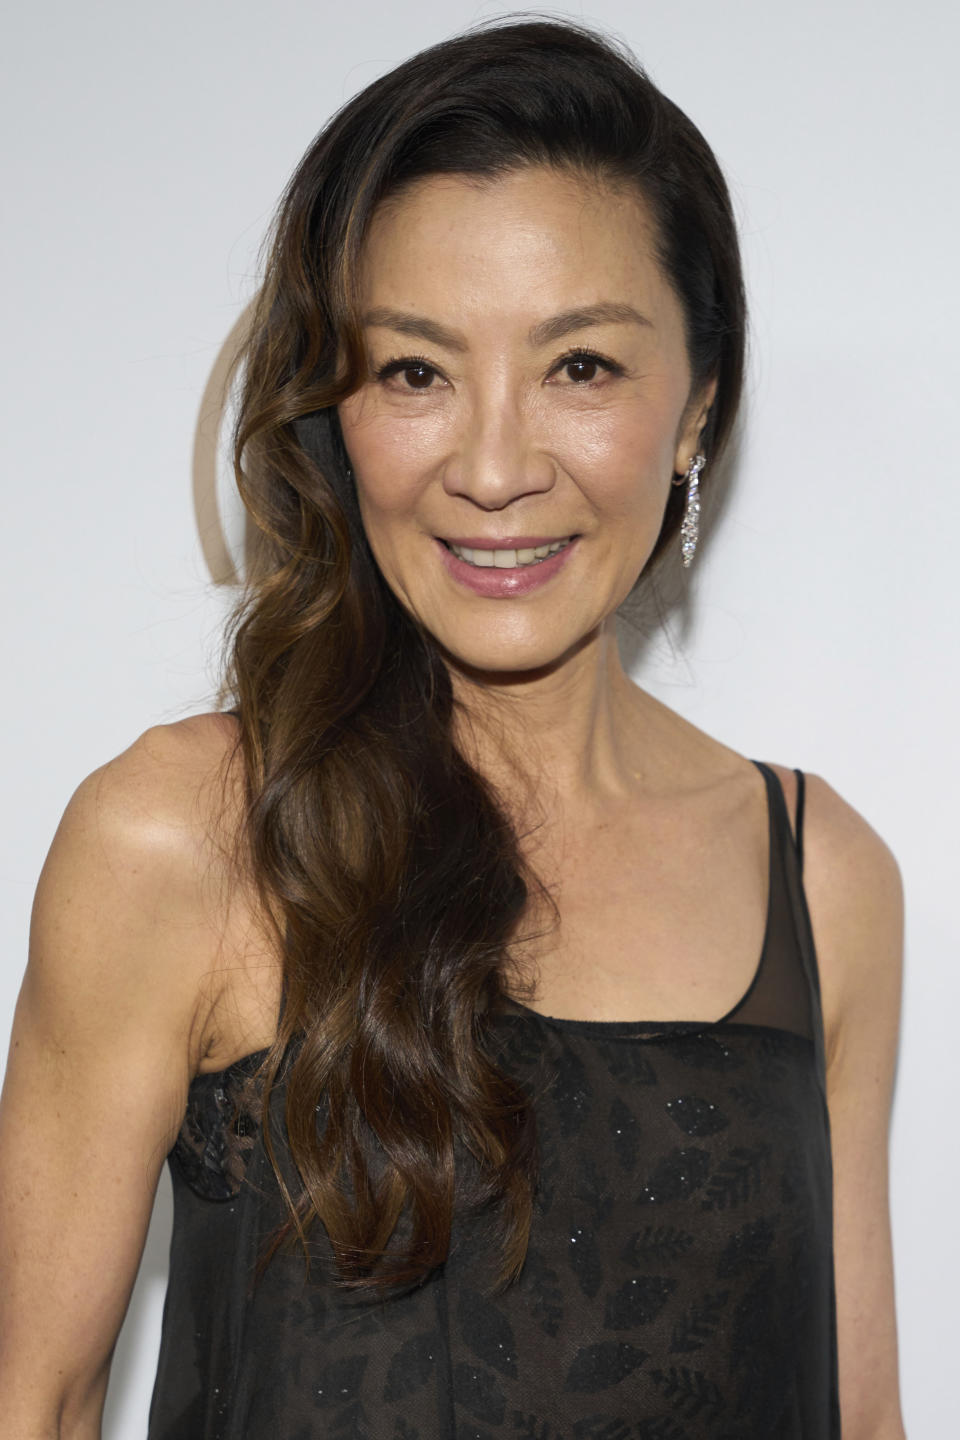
[51,711,244,931]
[764,763,904,1069]
[92,709,243,835]
[30,710,276,1075]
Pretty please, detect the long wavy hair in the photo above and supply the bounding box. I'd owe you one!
[218,15,747,1295]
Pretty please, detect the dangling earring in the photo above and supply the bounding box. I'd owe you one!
[671,453,706,568]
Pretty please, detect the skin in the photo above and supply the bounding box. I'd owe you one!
[0,166,906,1437]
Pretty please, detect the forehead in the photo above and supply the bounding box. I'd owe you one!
[357,167,680,334]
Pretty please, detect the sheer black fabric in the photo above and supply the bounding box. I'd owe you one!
[149,760,840,1439]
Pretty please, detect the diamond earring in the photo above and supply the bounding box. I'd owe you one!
[671,453,706,568]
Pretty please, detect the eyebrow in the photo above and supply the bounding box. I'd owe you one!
[361,302,653,352]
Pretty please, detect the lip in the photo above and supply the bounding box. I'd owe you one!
[439,534,576,549]
[434,535,579,598]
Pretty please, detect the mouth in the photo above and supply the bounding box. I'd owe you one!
[438,536,578,570]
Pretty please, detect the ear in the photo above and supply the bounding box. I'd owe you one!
[673,375,719,476]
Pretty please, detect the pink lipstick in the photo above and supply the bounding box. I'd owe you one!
[434,535,580,598]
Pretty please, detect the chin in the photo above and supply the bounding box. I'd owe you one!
[432,624,596,683]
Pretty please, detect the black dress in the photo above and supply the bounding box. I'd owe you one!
[149,760,840,1439]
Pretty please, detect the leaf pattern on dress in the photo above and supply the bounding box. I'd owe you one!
[549,1046,593,1138]
[509,1409,576,1439]
[638,1148,711,1205]
[564,1342,648,1393]
[458,1288,519,1378]
[603,1274,676,1329]
[701,1145,770,1211]
[571,1418,635,1439]
[664,1096,729,1138]
[650,1366,725,1421]
[313,1355,369,1408]
[567,1221,605,1298]
[573,1153,615,1223]
[635,1418,691,1440]
[452,1361,506,1424]
[726,1082,798,1128]
[668,1036,745,1073]
[382,1331,440,1403]
[520,1247,564,1338]
[622,1226,695,1267]
[595,1041,658,1087]
[455,1423,497,1440]
[715,1217,776,1279]
[609,1096,641,1172]
[668,1290,730,1354]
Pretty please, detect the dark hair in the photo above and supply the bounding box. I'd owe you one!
[221,14,747,1295]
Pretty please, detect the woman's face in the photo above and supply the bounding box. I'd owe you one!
[337,166,714,677]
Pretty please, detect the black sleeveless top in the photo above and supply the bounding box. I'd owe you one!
[149,760,840,1439]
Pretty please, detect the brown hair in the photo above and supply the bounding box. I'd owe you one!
[220,14,747,1295]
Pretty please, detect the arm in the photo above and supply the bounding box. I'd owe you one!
[0,722,238,1438]
[801,773,906,1440]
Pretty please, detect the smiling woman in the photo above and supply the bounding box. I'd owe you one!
[0,14,905,1440]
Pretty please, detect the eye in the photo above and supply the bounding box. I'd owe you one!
[374,354,443,391]
[549,348,625,385]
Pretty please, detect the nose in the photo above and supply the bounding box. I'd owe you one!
[441,385,556,510]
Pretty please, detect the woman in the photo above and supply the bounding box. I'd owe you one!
[0,16,905,1438]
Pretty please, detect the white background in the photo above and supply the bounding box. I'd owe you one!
[2,2,957,1434]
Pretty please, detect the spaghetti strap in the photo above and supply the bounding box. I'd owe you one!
[793,766,806,871]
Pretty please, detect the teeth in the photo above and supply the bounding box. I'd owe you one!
[449,538,572,568]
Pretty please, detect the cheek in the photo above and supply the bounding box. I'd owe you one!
[543,399,679,515]
[340,387,451,465]
[353,467,421,556]
[339,399,436,531]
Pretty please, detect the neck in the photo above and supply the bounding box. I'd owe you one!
[446,617,652,822]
